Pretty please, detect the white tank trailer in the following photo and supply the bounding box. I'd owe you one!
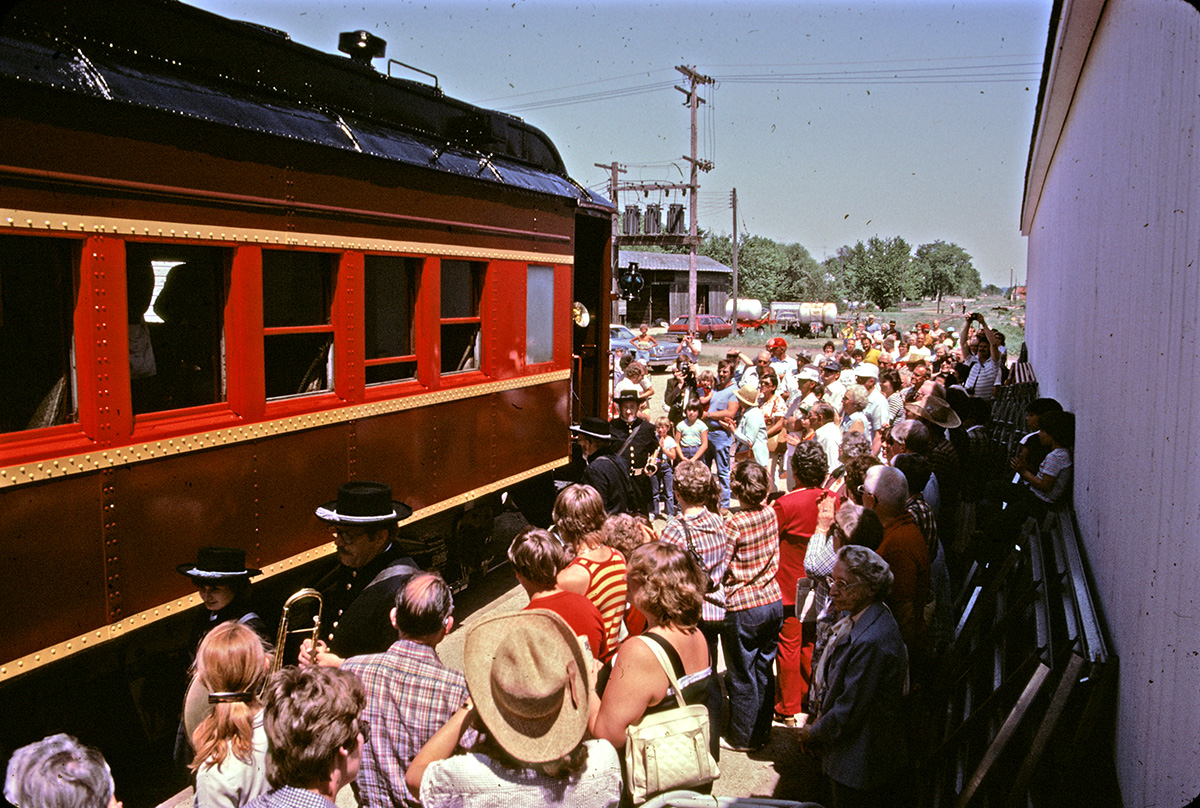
[724,298,765,320]
[770,301,839,336]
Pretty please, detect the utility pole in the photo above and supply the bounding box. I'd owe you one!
[730,188,739,322]
[595,161,626,310]
[676,65,714,326]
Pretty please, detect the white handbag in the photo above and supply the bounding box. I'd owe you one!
[624,635,720,803]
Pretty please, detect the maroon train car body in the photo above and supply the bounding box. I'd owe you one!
[0,0,614,757]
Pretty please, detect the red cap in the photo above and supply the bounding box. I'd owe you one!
[766,337,788,350]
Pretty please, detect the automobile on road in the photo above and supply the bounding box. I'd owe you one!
[610,325,672,371]
[666,314,734,342]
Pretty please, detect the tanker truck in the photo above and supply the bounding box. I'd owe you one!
[724,298,773,333]
[770,301,839,337]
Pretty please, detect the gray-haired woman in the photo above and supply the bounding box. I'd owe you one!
[798,545,909,808]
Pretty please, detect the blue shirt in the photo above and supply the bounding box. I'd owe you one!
[706,382,739,434]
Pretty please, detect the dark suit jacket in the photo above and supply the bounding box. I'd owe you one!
[582,449,634,514]
[809,601,908,790]
[314,543,416,659]
[609,417,657,514]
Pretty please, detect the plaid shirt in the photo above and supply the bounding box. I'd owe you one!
[723,506,782,611]
[661,510,727,622]
[343,639,471,808]
[927,437,960,504]
[245,787,336,808]
[906,495,938,559]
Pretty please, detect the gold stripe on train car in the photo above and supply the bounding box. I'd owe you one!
[1,208,575,264]
[0,457,569,682]
[0,370,571,488]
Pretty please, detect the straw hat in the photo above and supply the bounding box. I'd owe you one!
[904,395,962,429]
[735,385,759,408]
[463,610,589,764]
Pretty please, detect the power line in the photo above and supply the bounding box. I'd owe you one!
[502,80,677,112]
[703,52,1042,69]
[500,60,1038,113]
[479,67,678,104]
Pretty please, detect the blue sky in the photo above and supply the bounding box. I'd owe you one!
[189,0,1052,287]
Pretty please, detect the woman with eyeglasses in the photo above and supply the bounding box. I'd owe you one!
[797,545,909,808]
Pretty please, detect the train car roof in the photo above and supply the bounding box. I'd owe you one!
[0,0,610,207]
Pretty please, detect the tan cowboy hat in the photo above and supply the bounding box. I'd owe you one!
[904,395,962,429]
[735,385,759,408]
[463,610,588,764]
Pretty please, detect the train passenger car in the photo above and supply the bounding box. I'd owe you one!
[0,0,613,782]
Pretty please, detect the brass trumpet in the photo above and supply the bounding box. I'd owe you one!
[271,588,323,672]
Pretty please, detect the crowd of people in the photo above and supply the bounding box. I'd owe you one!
[6,312,1081,808]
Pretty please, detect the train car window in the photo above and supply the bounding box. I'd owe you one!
[0,235,78,434]
[440,260,485,375]
[262,250,335,398]
[525,264,554,365]
[364,254,418,385]
[125,243,227,415]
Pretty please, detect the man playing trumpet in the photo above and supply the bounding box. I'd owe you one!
[301,481,416,667]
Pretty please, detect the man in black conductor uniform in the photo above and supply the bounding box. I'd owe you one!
[609,389,659,516]
[301,481,415,667]
[570,416,635,515]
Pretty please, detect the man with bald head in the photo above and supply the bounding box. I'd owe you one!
[861,465,930,667]
[342,570,471,808]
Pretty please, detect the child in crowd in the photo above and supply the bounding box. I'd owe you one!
[614,361,654,413]
[1011,397,1063,485]
[697,369,715,409]
[675,401,710,461]
[650,416,681,518]
[1012,410,1075,511]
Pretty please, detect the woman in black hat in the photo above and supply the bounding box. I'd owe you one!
[175,548,269,768]
[176,547,269,650]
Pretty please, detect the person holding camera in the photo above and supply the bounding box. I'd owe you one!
[665,360,701,426]
[962,312,1002,400]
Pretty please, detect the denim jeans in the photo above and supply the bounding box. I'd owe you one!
[699,618,726,761]
[721,600,784,748]
[706,429,733,509]
[649,462,677,516]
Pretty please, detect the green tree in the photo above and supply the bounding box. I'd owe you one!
[839,235,913,310]
[733,235,788,301]
[779,242,839,301]
[914,240,981,312]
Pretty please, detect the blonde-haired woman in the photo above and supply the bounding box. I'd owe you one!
[190,621,270,808]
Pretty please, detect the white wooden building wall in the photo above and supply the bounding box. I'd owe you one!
[1022,1,1200,805]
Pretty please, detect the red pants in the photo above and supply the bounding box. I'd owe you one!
[774,614,813,716]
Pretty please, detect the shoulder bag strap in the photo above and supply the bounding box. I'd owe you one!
[682,518,719,583]
[366,560,417,591]
[637,635,687,709]
[615,425,639,459]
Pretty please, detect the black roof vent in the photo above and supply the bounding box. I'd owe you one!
[338,30,386,66]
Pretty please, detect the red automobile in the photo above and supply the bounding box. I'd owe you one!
[666,314,734,342]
